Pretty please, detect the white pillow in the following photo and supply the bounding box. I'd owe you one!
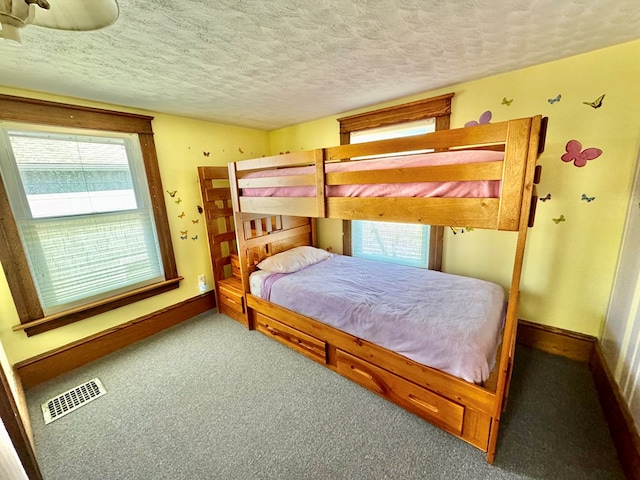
[257,246,332,273]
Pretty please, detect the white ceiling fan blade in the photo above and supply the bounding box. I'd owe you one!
[31,0,119,31]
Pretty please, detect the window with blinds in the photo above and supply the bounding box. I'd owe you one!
[0,125,164,315]
[350,118,435,268]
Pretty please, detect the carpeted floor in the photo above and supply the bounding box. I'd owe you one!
[25,311,625,479]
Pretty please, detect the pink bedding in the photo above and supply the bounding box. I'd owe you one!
[251,254,506,384]
[241,150,504,199]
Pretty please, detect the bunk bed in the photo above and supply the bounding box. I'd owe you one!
[216,115,546,463]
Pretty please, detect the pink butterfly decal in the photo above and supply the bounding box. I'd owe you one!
[561,140,602,167]
[465,110,492,128]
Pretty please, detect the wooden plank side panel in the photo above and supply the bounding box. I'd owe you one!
[326,122,508,161]
[326,161,504,185]
[326,197,499,229]
[239,197,318,217]
[239,174,315,188]
[235,150,318,171]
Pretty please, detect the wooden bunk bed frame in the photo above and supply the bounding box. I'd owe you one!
[215,115,546,463]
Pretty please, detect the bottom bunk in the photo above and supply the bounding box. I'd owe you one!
[245,292,504,455]
[223,211,521,463]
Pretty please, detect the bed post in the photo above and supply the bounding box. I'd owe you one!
[486,115,543,463]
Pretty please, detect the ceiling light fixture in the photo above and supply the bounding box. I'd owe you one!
[0,0,119,46]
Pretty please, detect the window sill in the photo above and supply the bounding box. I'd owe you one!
[13,277,183,336]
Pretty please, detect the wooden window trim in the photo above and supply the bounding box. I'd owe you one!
[0,94,179,336]
[338,93,453,270]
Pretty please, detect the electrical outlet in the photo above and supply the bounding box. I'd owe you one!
[198,274,206,292]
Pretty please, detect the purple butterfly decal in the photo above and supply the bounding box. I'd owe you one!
[561,140,602,167]
[465,110,492,128]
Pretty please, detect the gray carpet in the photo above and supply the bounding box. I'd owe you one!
[25,311,625,479]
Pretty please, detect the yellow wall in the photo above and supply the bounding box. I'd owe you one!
[269,40,640,337]
[1,40,638,366]
[0,87,270,364]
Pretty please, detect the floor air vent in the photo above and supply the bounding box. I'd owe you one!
[41,378,106,425]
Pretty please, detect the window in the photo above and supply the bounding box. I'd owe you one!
[352,221,430,268]
[337,94,453,270]
[350,119,435,268]
[0,94,179,336]
[0,125,164,315]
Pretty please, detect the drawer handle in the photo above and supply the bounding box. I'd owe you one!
[351,366,373,380]
[350,366,386,394]
[408,394,439,414]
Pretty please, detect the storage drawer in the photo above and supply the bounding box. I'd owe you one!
[255,313,326,364]
[336,349,464,436]
[218,285,244,314]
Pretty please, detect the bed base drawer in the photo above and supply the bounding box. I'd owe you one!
[218,286,244,314]
[255,313,326,364]
[336,349,464,436]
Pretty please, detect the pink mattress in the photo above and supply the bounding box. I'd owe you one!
[241,150,504,198]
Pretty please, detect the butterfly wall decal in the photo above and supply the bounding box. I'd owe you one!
[583,94,605,109]
[581,194,595,203]
[175,197,182,204]
[238,147,244,154]
[552,215,566,224]
[192,219,199,224]
[166,190,177,197]
[192,235,198,241]
[548,94,561,104]
[178,212,185,219]
[502,97,513,106]
[464,110,492,127]
[540,193,551,202]
[449,226,473,234]
[203,151,210,157]
[181,235,188,240]
[561,140,602,167]
[197,205,203,214]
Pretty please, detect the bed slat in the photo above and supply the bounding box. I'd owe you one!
[325,121,508,161]
[326,197,499,228]
[326,161,504,185]
[239,197,318,217]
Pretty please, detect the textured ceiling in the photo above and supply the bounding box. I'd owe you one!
[0,0,638,131]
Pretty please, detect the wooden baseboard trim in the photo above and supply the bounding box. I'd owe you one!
[16,293,215,389]
[590,343,640,480]
[516,319,595,362]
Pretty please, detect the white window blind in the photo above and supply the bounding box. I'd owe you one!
[352,221,430,268]
[350,118,435,268]
[0,125,164,314]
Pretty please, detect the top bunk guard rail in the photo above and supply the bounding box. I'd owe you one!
[228,116,546,232]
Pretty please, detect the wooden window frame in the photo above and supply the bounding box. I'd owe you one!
[0,94,180,336]
[337,93,453,271]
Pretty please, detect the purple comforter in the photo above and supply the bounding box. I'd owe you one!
[257,255,505,384]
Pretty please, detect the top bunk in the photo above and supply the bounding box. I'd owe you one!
[228,115,547,232]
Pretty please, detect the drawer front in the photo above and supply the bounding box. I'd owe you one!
[218,286,244,314]
[255,313,326,364]
[336,349,464,436]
